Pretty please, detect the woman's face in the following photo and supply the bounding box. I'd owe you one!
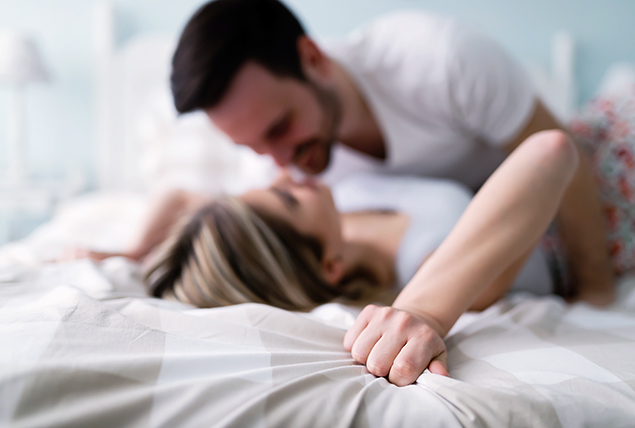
[240,171,344,262]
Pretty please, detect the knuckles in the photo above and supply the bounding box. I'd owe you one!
[348,305,445,387]
[366,360,390,378]
[350,346,368,365]
[361,304,380,317]
[393,310,412,331]
[390,358,418,386]
[377,306,395,321]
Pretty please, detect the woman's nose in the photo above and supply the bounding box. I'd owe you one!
[273,169,293,186]
[273,168,309,187]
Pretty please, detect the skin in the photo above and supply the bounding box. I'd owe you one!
[241,173,348,284]
[236,131,581,386]
[67,29,615,386]
[203,36,614,386]
[237,170,542,317]
[206,37,384,173]
[206,36,614,307]
[62,132,583,387]
[58,189,213,263]
[345,130,579,385]
[240,171,403,287]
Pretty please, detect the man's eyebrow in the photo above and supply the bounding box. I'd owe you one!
[264,111,291,141]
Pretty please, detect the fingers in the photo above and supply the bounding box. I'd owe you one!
[428,356,449,377]
[387,331,444,386]
[88,250,122,261]
[365,334,407,378]
[57,247,91,262]
[343,304,376,351]
[56,247,124,262]
[344,305,450,386]
[349,321,383,365]
[347,305,399,364]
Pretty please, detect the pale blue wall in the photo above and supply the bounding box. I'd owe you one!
[0,0,634,184]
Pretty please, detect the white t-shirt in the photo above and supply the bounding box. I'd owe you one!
[332,173,554,294]
[320,12,536,189]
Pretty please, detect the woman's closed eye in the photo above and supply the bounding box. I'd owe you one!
[271,187,300,210]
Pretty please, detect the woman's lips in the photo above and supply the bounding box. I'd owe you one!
[301,176,318,189]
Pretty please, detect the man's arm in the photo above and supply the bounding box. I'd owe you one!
[503,100,615,305]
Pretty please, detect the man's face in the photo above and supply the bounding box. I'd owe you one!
[206,61,341,175]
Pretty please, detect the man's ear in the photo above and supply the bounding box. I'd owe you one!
[322,254,345,286]
[296,35,331,82]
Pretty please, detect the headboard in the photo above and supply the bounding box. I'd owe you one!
[94,1,278,194]
[93,1,577,192]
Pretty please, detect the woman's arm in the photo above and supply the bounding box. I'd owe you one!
[344,130,579,385]
[503,101,614,306]
[59,189,212,262]
[123,189,212,261]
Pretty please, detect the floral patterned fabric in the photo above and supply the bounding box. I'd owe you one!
[569,81,635,275]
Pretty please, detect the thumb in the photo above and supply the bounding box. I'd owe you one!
[428,351,449,377]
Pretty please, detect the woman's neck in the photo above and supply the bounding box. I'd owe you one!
[338,211,410,288]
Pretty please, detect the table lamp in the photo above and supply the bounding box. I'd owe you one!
[0,30,49,186]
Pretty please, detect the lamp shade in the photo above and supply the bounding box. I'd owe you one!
[0,31,49,84]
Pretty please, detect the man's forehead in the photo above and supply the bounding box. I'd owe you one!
[206,61,287,143]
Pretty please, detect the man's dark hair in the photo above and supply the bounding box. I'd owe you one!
[171,0,307,114]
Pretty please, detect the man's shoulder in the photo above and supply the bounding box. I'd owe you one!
[322,11,470,123]
[323,11,469,86]
[338,12,460,55]
[363,11,456,33]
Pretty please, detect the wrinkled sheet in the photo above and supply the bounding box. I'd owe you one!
[2,193,635,427]
[2,258,635,428]
[1,259,460,428]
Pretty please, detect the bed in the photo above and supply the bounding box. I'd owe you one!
[2,2,635,427]
[3,206,635,427]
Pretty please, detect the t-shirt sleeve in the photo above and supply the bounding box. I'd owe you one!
[448,27,536,147]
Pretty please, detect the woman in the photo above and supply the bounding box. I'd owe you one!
[140,129,582,386]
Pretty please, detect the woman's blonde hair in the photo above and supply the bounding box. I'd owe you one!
[145,195,379,311]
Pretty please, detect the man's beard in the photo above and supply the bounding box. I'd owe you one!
[292,81,342,175]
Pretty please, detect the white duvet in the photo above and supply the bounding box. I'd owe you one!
[2,193,635,428]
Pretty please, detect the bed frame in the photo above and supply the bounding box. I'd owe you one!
[93,1,577,192]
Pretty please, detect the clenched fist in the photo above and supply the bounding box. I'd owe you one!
[343,305,449,386]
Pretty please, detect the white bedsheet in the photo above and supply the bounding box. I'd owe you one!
[2,193,635,427]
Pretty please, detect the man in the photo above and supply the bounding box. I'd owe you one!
[170,0,614,306]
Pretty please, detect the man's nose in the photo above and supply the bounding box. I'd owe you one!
[270,146,294,167]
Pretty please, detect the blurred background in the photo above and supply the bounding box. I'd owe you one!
[0,0,634,246]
